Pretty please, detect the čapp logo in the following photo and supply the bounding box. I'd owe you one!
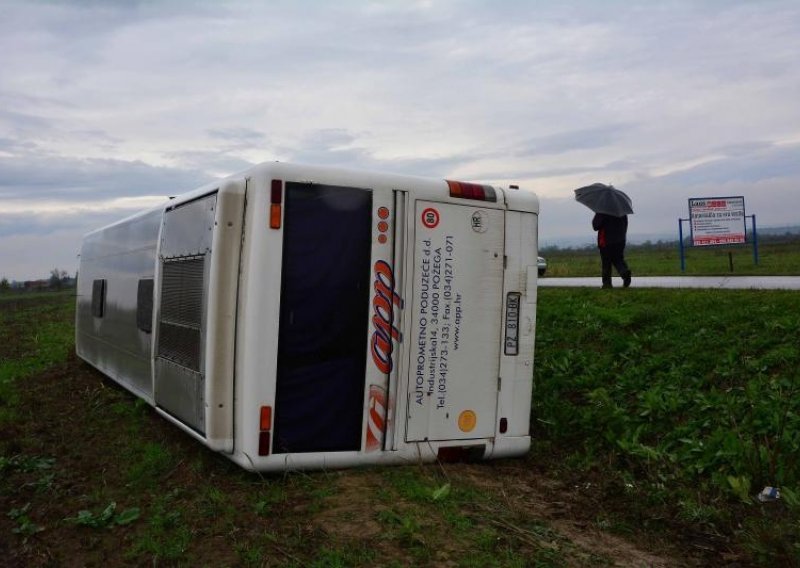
[370,260,403,374]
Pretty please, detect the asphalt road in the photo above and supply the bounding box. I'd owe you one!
[538,276,800,290]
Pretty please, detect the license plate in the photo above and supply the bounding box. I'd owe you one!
[504,292,521,356]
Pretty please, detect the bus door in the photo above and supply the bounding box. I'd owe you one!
[272,182,374,454]
[405,201,505,442]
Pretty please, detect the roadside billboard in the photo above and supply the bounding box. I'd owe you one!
[688,196,746,246]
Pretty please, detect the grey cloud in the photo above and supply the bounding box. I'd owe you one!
[0,209,127,239]
[375,155,477,179]
[713,141,775,158]
[0,153,208,200]
[0,137,38,152]
[650,143,800,186]
[0,109,51,131]
[472,158,642,183]
[279,129,361,165]
[517,124,631,157]
[283,128,474,178]
[6,1,224,44]
[165,150,255,175]
[0,90,74,109]
[207,128,265,144]
[516,124,634,157]
[68,129,122,146]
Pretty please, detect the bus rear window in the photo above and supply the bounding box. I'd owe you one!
[273,183,373,454]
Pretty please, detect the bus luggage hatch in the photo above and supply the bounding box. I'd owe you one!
[154,192,217,435]
[405,201,504,442]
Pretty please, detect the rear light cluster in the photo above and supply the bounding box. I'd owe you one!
[258,405,272,456]
[270,179,282,229]
[446,180,497,202]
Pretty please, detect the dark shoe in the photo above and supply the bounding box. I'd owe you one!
[623,271,632,288]
[602,279,612,289]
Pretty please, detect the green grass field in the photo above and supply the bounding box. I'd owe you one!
[534,288,800,562]
[1,289,798,565]
[541,241,800,277]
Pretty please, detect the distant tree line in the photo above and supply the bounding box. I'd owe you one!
[541,230,800,255]
[0,268,77,293]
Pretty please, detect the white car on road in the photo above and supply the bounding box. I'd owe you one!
[538,256,547,276]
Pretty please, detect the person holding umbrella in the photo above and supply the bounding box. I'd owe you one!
[574,183,633,289]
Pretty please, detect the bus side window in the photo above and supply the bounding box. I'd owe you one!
[136,278,154,333]
[91,279,106,318]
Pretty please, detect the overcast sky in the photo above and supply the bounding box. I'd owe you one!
[2,0,799,280]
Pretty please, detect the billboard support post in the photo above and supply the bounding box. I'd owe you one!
[747,214,759,265]
[678,218,688,272]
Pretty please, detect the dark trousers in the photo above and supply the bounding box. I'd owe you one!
[599,243,630,286]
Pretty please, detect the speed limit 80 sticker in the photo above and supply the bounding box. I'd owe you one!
[421,207,440,229]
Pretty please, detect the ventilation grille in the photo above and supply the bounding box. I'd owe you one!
[158,256,205,371]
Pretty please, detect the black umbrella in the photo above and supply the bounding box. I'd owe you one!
[574,183,633,217]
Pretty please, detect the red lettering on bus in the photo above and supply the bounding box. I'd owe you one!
[365,384,387,452]
[370,260,403,374]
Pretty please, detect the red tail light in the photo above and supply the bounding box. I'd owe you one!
[260,406,272,431]
[258,405,273,456]
[270,179,282,229]
[446,180,497,202]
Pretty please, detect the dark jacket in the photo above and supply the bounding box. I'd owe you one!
[592,213,628,248]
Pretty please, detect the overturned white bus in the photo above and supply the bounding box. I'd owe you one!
[75,162,540,471]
